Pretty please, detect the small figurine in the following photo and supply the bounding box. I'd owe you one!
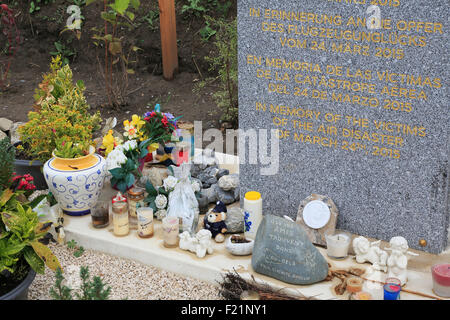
[203,201,228,243]
[178,229,214,258]
[353,236,388,272]
[386,236,419,286]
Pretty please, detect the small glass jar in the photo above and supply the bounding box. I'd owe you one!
[162,216,179,248]
[137,207,154,238]
[127,187,145,218]
[384,277,402,300]
[112,201,129,237]
[91,201,109,228]
[325,231,351,260]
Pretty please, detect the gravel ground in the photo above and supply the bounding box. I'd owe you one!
[28,243,223,300]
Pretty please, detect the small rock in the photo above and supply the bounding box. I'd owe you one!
[204,166,219,177]
[217,169,230,180]
[0,130,7,140]
[225,207,245,233]
[218,174,239,191]
[216,187,235,205]
[9,122,25,145]
[201,185,218,203]
[0,118,13,132]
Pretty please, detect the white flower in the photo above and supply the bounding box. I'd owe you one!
[116,139,138,153]
[155,194,168,209]
[163,176,178,191]
[191,180,201,193]
[106,148,127,170]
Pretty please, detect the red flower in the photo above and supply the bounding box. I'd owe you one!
[161,116,168,127]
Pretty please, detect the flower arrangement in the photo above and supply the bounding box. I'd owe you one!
[106,139,141,193]
[101,104,183,193]
[18,56,101,163]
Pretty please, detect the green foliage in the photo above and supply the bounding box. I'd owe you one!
[109,145,141,193]
[18,56,101,163]
[0,188,61,275]
[199,20,216,41]
[29,0,55,14]
[50,41,76,66]
[182,0,207,17]
[144,180,168,212]
[66,239,84,257]
[89,0,141,108]
[197,17,238,126]
[50,266,111,300]
[141,9,159,31]
[0,138,15,192]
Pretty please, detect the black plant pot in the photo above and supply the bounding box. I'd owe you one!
[0,269,36,300]
[14,159,48,190]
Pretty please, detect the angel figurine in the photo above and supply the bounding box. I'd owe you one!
[353,236,388,272]
[386,236,419,286]
[166,163,199,234]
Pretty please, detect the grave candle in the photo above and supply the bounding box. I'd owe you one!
[112,202,129,237]
[127,187,145,218]
[325,231,351,259]
[431,264,450,298]
[91,201,109,228]
[384,277,402,300]
[244,191,263,240]
[347,277,363,293]
[137,207,154,238]
[162,216,179,248]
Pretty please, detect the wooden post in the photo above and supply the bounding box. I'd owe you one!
[159,0,178,81]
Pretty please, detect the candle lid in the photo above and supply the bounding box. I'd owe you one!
[128,187,145,197]
[112,192,127,203]
[245,191,261,201]
[302,200,331,229]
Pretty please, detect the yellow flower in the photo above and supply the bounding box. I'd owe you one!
[131,114,145,130]
[101,130,119,156]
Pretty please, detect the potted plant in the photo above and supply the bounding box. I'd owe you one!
[0,185,61,300]
[44,138,106,216]
[16,55,101,191]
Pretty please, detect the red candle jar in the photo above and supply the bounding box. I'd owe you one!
[431,264,450,297]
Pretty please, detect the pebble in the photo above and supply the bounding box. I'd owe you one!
[27,243,222,300]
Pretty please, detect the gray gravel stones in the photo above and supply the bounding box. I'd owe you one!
[0,118,13,132]
[27,243,222,300]
[218,174,239,191]
[225,207,245,233]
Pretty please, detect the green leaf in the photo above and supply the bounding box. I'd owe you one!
[116,181,128,194]
[125,173,135,188]
[110,0,130,15]
[145,181,158,197]
[125,11,135,21]
[109,168,125,179]
[23,246,45,274]
[86,0,98,5]
[130,0,140,10]
[31,241,61,271]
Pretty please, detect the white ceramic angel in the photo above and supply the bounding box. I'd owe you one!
[178,230,213,258]
[353,236,388,272]
[386,236,419,286]
[166,163,199,234]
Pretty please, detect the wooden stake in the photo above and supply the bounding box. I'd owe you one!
[159,0,178,80]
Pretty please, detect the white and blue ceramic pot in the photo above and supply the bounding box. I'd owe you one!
[43,148,106,216]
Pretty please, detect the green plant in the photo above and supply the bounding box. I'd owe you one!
[0,188,61,275]
[66,239,77,249]
[197,17,238,126]
[88,0,141,108]
[182,0,207,17]
[50,266,111,300]
[141,9,159,31]
[29,0,55,14]
[66,239,85,257]
[0,138,15,191]
[199,20,216,41]
[18,56,101,163]
[50,41,76,66]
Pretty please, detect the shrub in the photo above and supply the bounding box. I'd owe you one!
[18,56,101,163]
[0,138,15,191]
[196,17,238,126]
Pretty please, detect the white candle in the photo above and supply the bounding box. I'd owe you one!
[325,232,351,259]
[243,191,263,240]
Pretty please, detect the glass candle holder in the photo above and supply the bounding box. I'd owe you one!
[384,277,402,300]
[112,201,129,237]
[325,231,351,259]
[347,277,363,294]
[431,264,450,298]
[91,201,109,228]
[162,217,179,248]
[137,207,154,238]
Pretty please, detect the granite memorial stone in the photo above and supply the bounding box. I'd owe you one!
[238,0,449,253]
[252,214,329,285]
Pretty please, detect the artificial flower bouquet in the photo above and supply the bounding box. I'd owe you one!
[102,104,182,193]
